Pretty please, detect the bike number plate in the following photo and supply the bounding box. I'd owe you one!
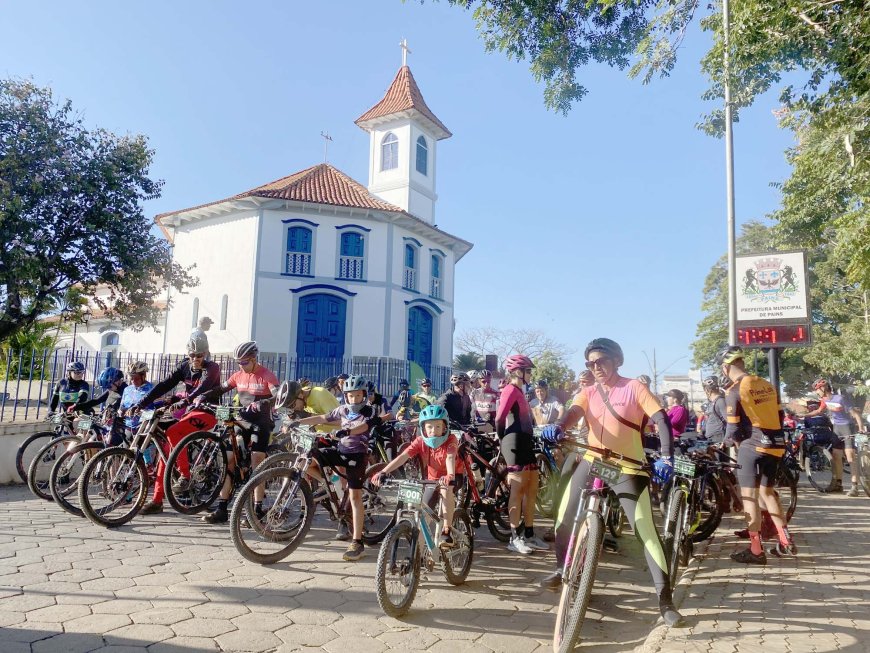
[397,483,424,507]
[77,416,93,431]
[51,413,64,425]
[296,432,315,451]
[590,459,621,485]
[674,457,696,477]
[215,406,231,422]
[855,434,868,448]
[140,409,155,421]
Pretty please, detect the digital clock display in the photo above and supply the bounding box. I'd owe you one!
[736,324,811,347]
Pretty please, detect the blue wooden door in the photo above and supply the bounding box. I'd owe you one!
[407,307,433,374]
[296,294,346,360]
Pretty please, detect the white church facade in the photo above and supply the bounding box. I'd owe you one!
[65,63,472,374]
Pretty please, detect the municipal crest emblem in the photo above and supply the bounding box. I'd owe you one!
[741,257,799,303]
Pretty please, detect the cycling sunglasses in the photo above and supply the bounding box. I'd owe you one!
[585,357,612,370]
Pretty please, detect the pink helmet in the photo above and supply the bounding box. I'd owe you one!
[504,354,534,373]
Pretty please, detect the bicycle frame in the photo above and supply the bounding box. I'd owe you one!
[390,480,461,572]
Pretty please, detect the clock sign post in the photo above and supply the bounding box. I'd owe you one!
[734,250,811,400]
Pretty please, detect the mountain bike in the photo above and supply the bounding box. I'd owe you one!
[27,413,105,501]
[552,441,647,653]
[229,427,399,564]
[16,411,77,484]
[801,425,849,493]
[534,427,561,519]
[375,479,474,617]
[78,406,173,527]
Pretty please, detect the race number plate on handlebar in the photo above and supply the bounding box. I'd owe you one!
[295,432,315,452]
[51,413,65,425]
[855,434,869,448]
[397,482,424,507]
[140,409,155,421]
[77,416,93,431]
[674,457,697,478]
[589,459,621,485]
[215,406,231,422]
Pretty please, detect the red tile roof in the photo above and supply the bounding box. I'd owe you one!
[355,66,451,138]
[156,164,403,220]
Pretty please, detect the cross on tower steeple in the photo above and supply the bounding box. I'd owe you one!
[320,131,333,163]
[399,38,412,67]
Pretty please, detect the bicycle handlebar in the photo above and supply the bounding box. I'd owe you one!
[561,440,647,469]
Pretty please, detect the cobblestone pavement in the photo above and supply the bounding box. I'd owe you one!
[644,488,870,653]
[0,484,665,652]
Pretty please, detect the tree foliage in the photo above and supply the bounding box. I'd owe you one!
[531,349,576,390]
[453,351,485,371]
[456,326,573,365]
[0,79,196,342]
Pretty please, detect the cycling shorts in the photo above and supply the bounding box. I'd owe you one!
[316,448,368,489]
[233,417,273,454]
[736,444,779,489]
[499,432,536,472]
[833,423,854,450]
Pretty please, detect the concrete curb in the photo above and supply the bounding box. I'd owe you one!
[634,534,713,653]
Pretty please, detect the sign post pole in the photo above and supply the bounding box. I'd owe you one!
[768,347,781,404]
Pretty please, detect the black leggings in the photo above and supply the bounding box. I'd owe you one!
[554,458,670,595]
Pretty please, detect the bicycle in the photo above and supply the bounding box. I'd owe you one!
[77,406,173,527]
[229,427,399,565]
[799,424,850,493]
[661,453,739,590]
[854,432,870,497]
[161,403,286,515]
[552,441,647,653]
[374,478,474,617]
[16,411,77,484]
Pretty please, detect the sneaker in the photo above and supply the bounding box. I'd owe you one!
[202,506,228,524]
[140,501,163,515]
[439,531,455,549]
[507,536,534,555]
[830,481,844,494]
[768,540,798,557]
[540,569,563,590]
[524,535,550,551]
[240,507,266,530]
[335,521,351,541]
[311,488,328,502]
[343,541,364,561]
[847,486,861,498]
[659,591,685,627]
[542,527,556,543]
[734,528,750,539]
[730,547,767,565]
[603,536,619,553]
[171,477,192,494]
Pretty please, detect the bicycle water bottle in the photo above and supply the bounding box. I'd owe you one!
[330,471,341,484]
[236,434,248,460]
[142,444,156,466]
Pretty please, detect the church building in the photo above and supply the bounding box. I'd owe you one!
[151,61,472,373]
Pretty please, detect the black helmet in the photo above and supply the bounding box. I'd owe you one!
[584,338,624,366]
[343,375,367,393]
[398,378,409,387]
[703,376,720,391]
[67,361,85,374]
[535,379,549,389]
[714,344,744,366]
[419,377,432,386]
[636,374,652,386]
[324,376,339,390]
[276,380,302,408]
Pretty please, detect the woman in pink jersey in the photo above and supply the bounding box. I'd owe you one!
[496,354,549,556]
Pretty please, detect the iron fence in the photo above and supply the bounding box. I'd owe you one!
[0,348,452,422]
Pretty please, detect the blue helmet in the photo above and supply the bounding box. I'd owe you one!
[66,360,85,374]
[98,367,124,390]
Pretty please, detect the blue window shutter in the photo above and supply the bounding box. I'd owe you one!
[431,255,440,278]
[287,227,312,253]
[341,233,364,257]
[405,244,415,269]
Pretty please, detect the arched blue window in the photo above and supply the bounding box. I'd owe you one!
[403,244,417,291]
[286,226,313,276]
[416,135,428,176]
[338,232,365,280]
[429,254,442,299]
[381,132,398,171]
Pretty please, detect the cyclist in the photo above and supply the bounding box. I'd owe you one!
[79,367,127,416]
[336,374,350,404]
[539,338,683,628]
[717,345,796,562]
[389,379,413,417]
[323,376,342,399]
[530,379,564,426]
[372,404,464,547]
[666,390,688,437]
[437,373,473,427]
[134,336,221,514]
[496,355,547,555]
[470,369,498,431]
[411,378,438,414]
[198,341,281,524]
[366,381,391,415]
[114,362,156,446]
[806,378,864,496]
[50,361,91,414]
[702,377,727,445]
[299,380,340,432]
[295,375,391,560]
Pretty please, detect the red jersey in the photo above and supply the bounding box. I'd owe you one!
[226,365,279,406]
[403,433,466,480]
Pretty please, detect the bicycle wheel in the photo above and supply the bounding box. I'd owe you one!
[79,447,148,528]
[442,509,474,585]
[484,468,512,543]
[50,441,103,518]
[253,451,297,473]
[396,442,421,481]
[375,520,421,617]
[27,435,79,501]
[858,443,870,498]
[690,477,723,543]
[16,430,58,484]
[806,445,834,492]
[163,431,227,515]
[536,458,558,519]
[662,491,686,591]
[553,514,604,653]
[229,466,314,565]
[607,500,626,539]
[775,464,798,522]
[361,462,400,544]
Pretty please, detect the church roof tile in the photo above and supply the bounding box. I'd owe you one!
[355,66,451,139]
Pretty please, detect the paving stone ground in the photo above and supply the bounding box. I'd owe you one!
[0,484,664,652]
[644,487,870,653]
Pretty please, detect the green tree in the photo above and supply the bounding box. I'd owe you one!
[453,352,485,371]
[531,349,576,391]
[0,79,196,342]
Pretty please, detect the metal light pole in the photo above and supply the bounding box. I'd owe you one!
[723,0,738,346]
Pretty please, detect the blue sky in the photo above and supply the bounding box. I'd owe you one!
[2,0,795,379]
